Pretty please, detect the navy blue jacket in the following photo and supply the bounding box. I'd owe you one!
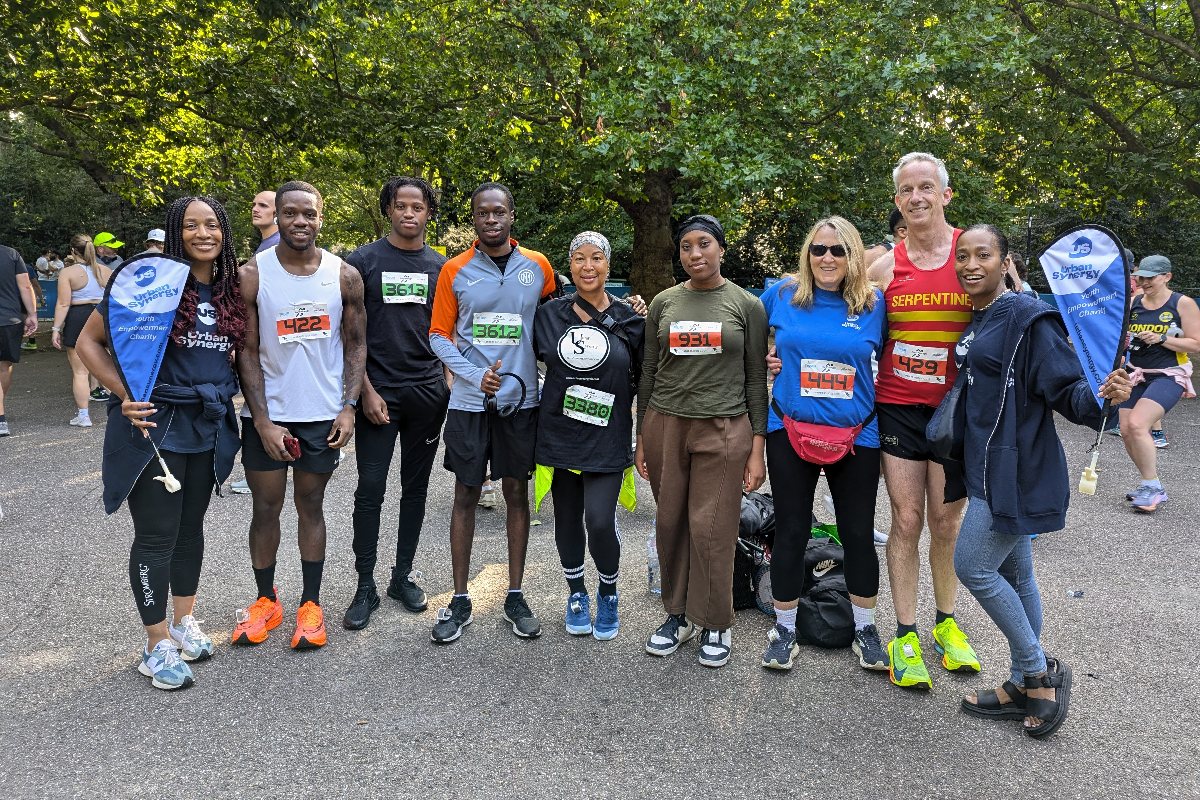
[944,293,1104,534]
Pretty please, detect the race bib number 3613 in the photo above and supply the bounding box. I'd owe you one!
[669,321,722,355]
[381,272,428,304]
[890,342,948,384]
[472,312,523,346]
[800,359,855,399]
[276,303,331,343]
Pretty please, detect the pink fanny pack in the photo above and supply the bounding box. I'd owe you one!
[772,399,875,465]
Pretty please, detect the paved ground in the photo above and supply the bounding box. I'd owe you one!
[1,343,1197,799]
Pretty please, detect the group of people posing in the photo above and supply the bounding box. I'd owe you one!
[82,152,1193,742]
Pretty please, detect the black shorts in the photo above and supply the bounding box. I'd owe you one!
[877,402,964,500]
[1121,375,1185,414]
[0,323,23,363]
[62,304,96,349]
[443,407,537,486]
[241,418,341,473]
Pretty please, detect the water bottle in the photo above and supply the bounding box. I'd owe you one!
[647,522,662,595]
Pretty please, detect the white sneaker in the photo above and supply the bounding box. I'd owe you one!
[873,528,889,545]
[69,412,92,427]
[229,478,251,494]
[698,628,732,668]
[169,615,214,662]
[477,487,498,509]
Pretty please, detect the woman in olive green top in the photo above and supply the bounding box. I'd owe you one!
[634,214,768,668]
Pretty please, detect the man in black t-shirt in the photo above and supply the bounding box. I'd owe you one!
[341,176,451,630]
[0,244,39,436]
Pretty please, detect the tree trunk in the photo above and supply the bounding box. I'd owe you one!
[618,168,679,300]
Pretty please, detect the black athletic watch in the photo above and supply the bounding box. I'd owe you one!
[1159,334,1168,345]
[344,398,358,409]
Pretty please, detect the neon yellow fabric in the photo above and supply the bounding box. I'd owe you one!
[533,464,637,513]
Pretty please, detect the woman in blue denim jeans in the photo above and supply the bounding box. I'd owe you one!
[944,224,1131,738]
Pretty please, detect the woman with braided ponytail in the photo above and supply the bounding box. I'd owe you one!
[76,196,246,690]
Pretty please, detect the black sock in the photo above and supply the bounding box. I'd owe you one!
[566,576,586,595]
[897,623,918,639]
[253,564,276,600]
[300,559,325,605]
[598,580,617,597]
[935,610,954,626]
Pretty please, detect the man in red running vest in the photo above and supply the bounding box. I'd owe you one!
[867,152,980,689]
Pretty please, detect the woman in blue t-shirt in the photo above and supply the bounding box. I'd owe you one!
[760,216,889,673]
[76,196,245,691]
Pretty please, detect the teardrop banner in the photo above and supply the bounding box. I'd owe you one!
[100,253,194,402]
[1036,224,1131,407]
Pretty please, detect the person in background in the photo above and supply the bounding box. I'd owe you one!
[93,232,124,269]
[863,208,908,268]
[138,229,166,256]
[0,243,39,436]
[20,260,44,351]
[51,234,114,427]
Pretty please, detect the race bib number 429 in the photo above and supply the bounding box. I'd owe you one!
[890,342,948,384]
[472,312,522,346]
[381,272,428,304]
[800,359,855,399]
[669,321,722,355]
[276,303,331,343]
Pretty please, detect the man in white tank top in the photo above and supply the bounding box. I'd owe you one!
[233,181,367,651]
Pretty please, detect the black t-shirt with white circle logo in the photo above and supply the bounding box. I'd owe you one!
[533,295,644,472]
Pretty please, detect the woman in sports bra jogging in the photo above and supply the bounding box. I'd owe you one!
[50,234,113,428]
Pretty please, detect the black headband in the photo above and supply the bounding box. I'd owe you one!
[675,214,726,249]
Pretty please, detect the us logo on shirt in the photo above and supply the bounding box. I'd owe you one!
[558,326,609,371]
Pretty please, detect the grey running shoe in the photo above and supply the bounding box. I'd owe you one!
[431,595,473,643]
[761,624,799,670]
[852,624,890,671]
[503,592,542,638]
[230,478,251,494]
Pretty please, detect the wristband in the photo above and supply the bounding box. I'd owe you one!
[343,398,358,409]
[52,326,62,333]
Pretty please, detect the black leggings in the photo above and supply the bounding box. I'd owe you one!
[551,469,623,590]
[127,449,215,626]
[766,431,880,601]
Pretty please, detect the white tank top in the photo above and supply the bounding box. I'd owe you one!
[245,247,345,422]
[72,264,104,303]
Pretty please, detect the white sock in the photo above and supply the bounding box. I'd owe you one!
[852,604,875,631]
[775,607,797,632]
[77,408,89,419]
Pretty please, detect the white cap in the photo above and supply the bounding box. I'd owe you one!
[146,228,166,243]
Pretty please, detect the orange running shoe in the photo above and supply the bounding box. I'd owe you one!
[231,588,284,645]
[291,600,327,649]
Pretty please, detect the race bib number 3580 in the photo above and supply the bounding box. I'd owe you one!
[890,342,948,384]
[277,303,331,343]
[669,321,722,355]
[472,312,523,346]
[562,385,615,427]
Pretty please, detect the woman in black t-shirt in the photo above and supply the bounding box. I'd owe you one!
[533,231,643,641]
[76,196,245,691]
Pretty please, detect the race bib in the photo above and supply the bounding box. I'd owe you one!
[276,302,331,343]
[890,342,948,384]
[472,312,523,346]
[800,359,856,399]
[562,385,615,427]
[669,321,722,355]
[381,272,428,304]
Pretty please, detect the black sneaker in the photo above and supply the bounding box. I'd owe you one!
[645,613,696,656]
[342,583,380,630]
[89,387,111,402]
[761,624,798,670]
[431,595,473,644]
[852,624,890,671]
[387,567,428,613]
[502,592,542,638]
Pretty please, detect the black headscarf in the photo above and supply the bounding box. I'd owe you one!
[674,214,726,249]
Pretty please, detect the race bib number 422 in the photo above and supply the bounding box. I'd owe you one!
[800,359,855,399]
[381,272,428,304]
[890,342,948,384]
[562,385,615,427]
[669,321,722,355]
[276,303,331,343]
[472,312,523,346]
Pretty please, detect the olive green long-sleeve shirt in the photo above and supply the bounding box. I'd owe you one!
[637,281,768,435]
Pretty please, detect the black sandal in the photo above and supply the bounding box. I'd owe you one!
[1024,658,1072,739]
[961,680,1027,720]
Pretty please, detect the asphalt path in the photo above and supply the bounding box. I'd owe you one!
[1,344,1197,799]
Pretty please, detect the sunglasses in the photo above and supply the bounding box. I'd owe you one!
[809,243,847,258]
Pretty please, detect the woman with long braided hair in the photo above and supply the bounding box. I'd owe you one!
[76,196,246,690]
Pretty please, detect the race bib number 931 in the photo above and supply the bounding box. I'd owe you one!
[669,321,722,355]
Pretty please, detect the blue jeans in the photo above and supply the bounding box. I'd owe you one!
[953,498,1047,685]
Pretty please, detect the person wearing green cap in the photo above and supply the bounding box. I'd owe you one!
[92,232,124,269]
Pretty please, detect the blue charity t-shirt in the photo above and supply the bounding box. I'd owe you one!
[762,282,887,448]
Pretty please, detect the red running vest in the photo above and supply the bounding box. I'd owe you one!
[875,229,972,406]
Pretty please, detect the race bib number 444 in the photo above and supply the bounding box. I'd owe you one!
[276,303,331,343]
[669,321,722,355]
[800,359,855,399]
[381,272,428,304]
[472,312,523,346]
[562,385,615,427]
[891,342,948,384]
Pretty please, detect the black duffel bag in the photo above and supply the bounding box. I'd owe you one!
[795,539,854,648]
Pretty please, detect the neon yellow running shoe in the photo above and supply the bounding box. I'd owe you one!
[888,632,932,689]
[933,617,982,673]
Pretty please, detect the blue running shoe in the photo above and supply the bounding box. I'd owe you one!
[1131,486,1168,513]
[138,639,194,690]
[169,615,214,662]
[593,592,619,641]
[565,592,592,635]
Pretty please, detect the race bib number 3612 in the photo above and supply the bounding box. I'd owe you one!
[472,312,523,346]
[277,303,331,343]
[800,359,855,399]
[890,342,948,384]
[381,272,428,304]
[669,321,722,355]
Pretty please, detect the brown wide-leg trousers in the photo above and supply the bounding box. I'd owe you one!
[643,408,753,630]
